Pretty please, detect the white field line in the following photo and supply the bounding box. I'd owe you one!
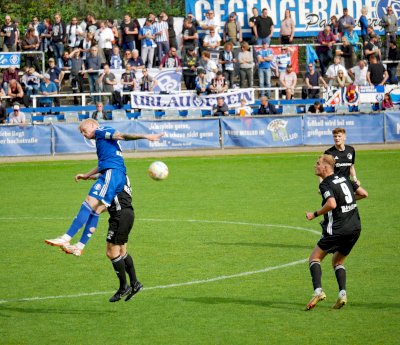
[0,258,307,304]
[0,217,321,236]
[0,218,316,304]
[140,218,321,235]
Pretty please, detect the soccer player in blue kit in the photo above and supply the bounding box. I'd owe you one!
[45,118,163,256]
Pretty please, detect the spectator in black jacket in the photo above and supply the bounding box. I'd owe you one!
[387,40,400,84]
[308,101,325,113]
[51,13,67,69]
[257,96,277,114]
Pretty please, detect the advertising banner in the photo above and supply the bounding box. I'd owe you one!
[185,0,397,38]
[325,85,385,106]
[221,116,303,147]
[0,52,21,68]
[53,122,137,154]
[0,125,51,156]
[130,88,254,110]
[303,114,384,145]
[135,119,221,150]
[385,112,400,142]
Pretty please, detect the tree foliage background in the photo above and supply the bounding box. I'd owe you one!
[0,0,185,29]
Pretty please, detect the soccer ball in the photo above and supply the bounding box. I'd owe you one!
[148,161,169,181]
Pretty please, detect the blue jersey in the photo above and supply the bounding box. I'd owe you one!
[257,48,272,69]
[95,126,126,174]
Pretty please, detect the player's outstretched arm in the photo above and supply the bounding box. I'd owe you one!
[75,166,99,182]
[112,132,164,141]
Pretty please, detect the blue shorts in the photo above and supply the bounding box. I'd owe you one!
[88,169,126,207]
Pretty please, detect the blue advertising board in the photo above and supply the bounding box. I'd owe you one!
[135,119,221,150]
[0,125,51,156]
[221,116,303,148]
[303,114,384,145]
[0,52,21,68]
[385,112,400,143]
[53,121,137,154]
[186,0,397,38]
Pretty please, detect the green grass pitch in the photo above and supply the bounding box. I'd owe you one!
[0,150,399,345]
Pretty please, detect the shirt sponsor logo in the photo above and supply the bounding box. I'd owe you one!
[341,204,357,213]
[335,162,352,167]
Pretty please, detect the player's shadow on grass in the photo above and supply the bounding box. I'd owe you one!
[344,302,400,310]
[169,296,304,310]
[206,241,310,249]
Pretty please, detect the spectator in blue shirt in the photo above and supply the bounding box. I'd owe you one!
[359,7,369,45]
[139,18,157,68]
[39,73,58,106]
[257,41,274,98]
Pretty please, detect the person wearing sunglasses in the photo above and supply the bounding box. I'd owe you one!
[9,103,26,124]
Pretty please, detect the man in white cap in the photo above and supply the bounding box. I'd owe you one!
[39,73,58,107]
[9,103,26,124]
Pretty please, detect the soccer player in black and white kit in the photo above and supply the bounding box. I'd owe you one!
[324,127,360,184]
[106,179,143,303]
[305,154,368,310]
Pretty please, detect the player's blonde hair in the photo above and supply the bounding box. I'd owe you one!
[78,118,99,131]
[320,154,335,170]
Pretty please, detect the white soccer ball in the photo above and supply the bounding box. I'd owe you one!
[148,161,169,181]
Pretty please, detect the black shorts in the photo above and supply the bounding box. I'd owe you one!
[317,230,361,256]
[106,208,135,245]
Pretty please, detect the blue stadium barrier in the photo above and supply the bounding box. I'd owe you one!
[179,110,188,117]
[201,109,212,117]
[155,111,165,119]
[5,104,130,115]
[78,114,89,121]
[126,111,141,120]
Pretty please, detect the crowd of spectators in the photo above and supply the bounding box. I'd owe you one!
[0,5,399,122]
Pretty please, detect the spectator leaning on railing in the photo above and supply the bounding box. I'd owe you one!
[303,63,328,99]
[257,96,277,115]
[38,73,57,107]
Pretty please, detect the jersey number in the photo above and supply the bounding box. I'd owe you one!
[340,183,353,203]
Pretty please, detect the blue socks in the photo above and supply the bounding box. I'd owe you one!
[79,211,100,245]
[66,201,94,238]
